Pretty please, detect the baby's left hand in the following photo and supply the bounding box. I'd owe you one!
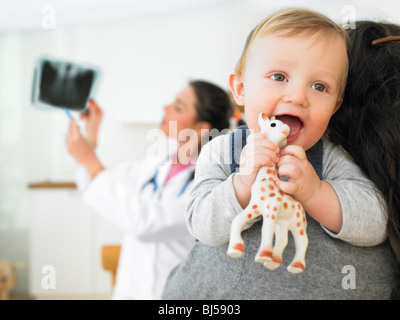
[276,145,321,206]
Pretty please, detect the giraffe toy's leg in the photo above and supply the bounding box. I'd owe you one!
[287,222,308,273]
[227,206,260,258]
[264,220,289,270]
[254,207,278,263]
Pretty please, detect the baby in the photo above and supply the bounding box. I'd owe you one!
[162,8,396,300]
[229,9,348,235]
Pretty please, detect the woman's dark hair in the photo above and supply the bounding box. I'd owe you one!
[328,21,400,299]
[190,80,233,132]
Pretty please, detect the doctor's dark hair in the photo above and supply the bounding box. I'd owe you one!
[189,80,233,132]
[328,21,400,299]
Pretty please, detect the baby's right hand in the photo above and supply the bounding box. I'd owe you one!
[237,133,280,188]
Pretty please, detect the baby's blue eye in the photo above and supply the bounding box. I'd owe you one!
[271,74,286,81]
[312,83,326,92]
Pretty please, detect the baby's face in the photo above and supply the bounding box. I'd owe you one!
[233,32,347,151]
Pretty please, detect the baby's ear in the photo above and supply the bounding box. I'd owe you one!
[229,72,245,106]
[333,99,343,115]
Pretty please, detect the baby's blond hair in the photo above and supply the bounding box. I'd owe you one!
[236,8,349,98]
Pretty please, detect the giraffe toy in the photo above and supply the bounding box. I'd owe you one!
[227,113,308,273]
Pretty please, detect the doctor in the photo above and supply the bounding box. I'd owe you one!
[65,80,233,299]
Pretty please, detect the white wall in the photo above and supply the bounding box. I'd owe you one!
[4,0,400,180]
[1,0,400,297]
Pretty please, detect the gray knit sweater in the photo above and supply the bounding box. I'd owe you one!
[162,129,398,299]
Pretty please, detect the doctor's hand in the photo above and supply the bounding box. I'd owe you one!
[66,119,104,179]
[80,99,103,148]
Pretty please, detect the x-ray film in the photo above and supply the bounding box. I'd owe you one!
[31,56,101,112]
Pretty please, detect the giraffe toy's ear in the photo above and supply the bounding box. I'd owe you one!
[258,113,269,133]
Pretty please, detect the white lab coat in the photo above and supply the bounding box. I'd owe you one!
[74,155,196,299]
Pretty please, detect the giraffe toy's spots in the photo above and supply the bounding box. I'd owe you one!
[288,261,305,273]
[273,256,282,264]
[283,202,288,209]
[229,243,245,258]
[259,249,273,258]
[227,114,308,273]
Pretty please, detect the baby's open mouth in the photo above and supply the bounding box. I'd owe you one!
[275,114,303,142]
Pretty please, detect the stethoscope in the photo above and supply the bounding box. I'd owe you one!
[140,157,195,198]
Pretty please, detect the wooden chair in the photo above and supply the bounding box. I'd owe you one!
[101,245,121,289]
[0,261,17,300]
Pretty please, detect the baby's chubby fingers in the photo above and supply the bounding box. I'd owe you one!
[279,144,307,160]
[246,133,280,162]
[275,176,299,195]
[242,152,278,171]
[276,161,304,197]
[277,162,302,180]
[276,145,306,180]
[247,133,280,153]
[238,133,281,180]
[276,145,321,203]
